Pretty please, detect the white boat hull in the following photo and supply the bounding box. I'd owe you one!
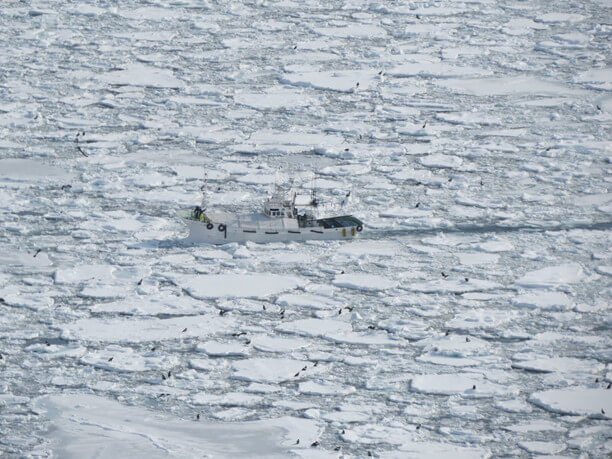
[184,218,362,244]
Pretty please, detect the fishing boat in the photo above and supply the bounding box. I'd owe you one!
[184,185,363,244]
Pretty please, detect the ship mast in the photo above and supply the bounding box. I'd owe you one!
[200,173,208,210]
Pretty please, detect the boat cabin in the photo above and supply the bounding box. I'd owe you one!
[263,191,296,219]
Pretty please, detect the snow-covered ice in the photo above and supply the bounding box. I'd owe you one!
[2,0,611,456]
[529,388,612,419]
[515,263,588,288]
[176,273,307,299]
[33,394,322,457]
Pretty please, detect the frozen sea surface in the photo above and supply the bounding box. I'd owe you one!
[0,0,611,457]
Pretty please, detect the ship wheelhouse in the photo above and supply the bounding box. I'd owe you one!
[263,189,297,219]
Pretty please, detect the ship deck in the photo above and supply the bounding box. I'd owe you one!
[316,215,363,228]
[202,212,300,230]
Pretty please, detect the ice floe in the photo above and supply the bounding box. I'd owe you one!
[528,387,612,418]
[33,394,322,457]
[332,273,399,291]
[512,357,604,374]
[276,293,343,311]
[80,346,179,373]
[519,440,566,455]
[341,423,418,446]
[446,309,517,331]
[60,315,236,343]
[437,76,587,97]
[280,69,379,93]
[251,335,310,353]
[512,291,573,310]
[419,154,463,169]
[2,1,612,456]
[98,63,184,88]
[192,392,262,408]
[407,278,502,294]
[388,61,490,79]
[232,358,320,384]
[410,373,519,398]
[0,159,72,183]
[176,273,307,299]
[54,264,116,285]
[380,441,490,459]
[298,381,356,396]
[196,341,250,357]
[276,318,353,338]
[515,263,588,288]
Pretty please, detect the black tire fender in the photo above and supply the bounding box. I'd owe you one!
[218,224,226,232]
[206,223,213,230]
[356,225,363,232]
